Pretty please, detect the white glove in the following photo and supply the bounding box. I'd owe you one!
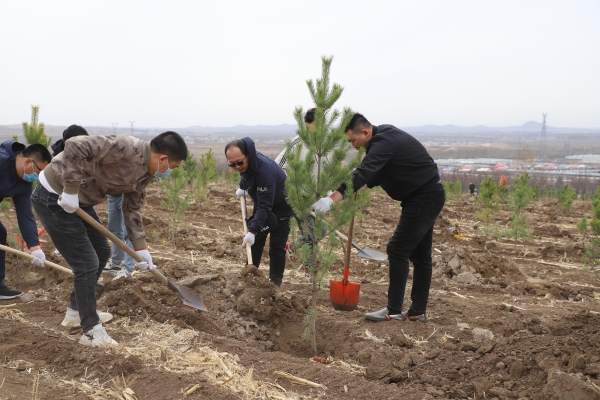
[30,249,46,267]
[312,197,334,213]
[242,232,255,247]
[134,249,156,271]
[236,188,248,199]
[57,192,79,213]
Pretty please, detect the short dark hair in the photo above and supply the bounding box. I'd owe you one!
[150,131,188,161]
[22,144,52,163]
[224,139,247,156]
[345,113,372,132]
[63,125,88,141]
[304,108,316,124]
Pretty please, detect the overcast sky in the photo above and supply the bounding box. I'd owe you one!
[1,1,599,129]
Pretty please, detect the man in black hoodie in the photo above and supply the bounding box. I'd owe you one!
[225,137,294,286]
[313,113,445,322]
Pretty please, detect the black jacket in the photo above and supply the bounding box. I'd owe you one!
[0,141,40,249]
[239,137,293,234]
[338,125,439,202]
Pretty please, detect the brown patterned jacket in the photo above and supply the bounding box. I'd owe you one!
[44,135,153,249]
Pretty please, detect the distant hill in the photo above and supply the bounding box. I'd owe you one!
[401,121,598,134]
[0,121,598,141]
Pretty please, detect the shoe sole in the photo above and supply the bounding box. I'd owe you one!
[61,314,114,328]
[79,339,118,347]
[364,315,403,322]
[101,269,121,275]
[0,293,23,300]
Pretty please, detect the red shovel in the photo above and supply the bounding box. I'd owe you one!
[329,205,360,311]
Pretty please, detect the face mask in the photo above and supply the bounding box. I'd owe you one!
[154,157,172,179]
[23,161,39,183]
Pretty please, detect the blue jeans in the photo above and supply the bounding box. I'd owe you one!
[107,194,135,272]
[31,184,111,332]
[386,182,445,315]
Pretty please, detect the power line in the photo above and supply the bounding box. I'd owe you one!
[111,122,118,134]
[129,120,135,135]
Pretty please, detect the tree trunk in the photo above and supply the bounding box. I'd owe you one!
[310,283,318,357]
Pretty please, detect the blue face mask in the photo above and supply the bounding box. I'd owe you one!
[23,161,39,183]
[154,158,172,179]
[24,172,39,183]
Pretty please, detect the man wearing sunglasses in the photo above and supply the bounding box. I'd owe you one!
[225,137,293,287]
[0,141,52,299]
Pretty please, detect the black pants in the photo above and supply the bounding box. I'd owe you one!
[31,184,111,332]
[386,182,445,315]
[251,216,291,286]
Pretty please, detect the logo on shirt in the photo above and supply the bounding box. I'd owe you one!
[257,187,268,192]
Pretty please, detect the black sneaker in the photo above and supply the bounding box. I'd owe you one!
[0,286,23,300]
[102,262,122,274]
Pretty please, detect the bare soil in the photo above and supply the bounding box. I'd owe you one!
[2,182,600,400]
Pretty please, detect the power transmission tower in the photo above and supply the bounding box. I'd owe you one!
[111,122,118,134]
[129,120,135,135]
[540,113,547,160]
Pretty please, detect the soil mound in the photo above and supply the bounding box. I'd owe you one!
[433,245,524,286]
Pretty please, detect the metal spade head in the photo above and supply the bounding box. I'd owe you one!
[355,247,387,261]
[330,279,361,311]
[167,280,207,311]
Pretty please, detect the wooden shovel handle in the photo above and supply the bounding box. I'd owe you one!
[0,244,105,287]
[0,244,73,275]
[240,197,253,264]
[74,208,168,285]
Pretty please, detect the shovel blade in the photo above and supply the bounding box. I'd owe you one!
[330,279,361,311]
[167,280,208,311]
[356,248,387,261]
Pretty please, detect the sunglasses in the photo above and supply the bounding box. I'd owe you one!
[227,158,245,168]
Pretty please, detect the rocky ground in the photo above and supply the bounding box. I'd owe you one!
[2,181,600,400]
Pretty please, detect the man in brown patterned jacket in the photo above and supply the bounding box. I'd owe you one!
[31,131,187,347]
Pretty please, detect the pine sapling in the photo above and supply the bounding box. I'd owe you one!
[475,175,500,233]
[505,172,535,244]
[21,105,52,146]
[284,56,362,357]
[577,217,588,232]
[557,185,577,214]
[160,168,191,246]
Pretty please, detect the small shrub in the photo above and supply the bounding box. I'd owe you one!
[557,185,577,213]
[577,217,588,232]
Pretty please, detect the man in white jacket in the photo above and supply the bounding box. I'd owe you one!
[274,108,316,173]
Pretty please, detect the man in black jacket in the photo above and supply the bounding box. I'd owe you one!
[225,137,293,286]
[313,113,445,322]
[0,141,52,299]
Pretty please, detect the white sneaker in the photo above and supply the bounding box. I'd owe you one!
[53,249,62,257]
[61,308,113,328]
[112,269,132,281]
[79,324,118,347]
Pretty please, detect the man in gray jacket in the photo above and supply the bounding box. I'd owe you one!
[32,131,187,347]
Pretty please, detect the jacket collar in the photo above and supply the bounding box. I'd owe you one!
[366,125,379,151]
[143,142,151,168]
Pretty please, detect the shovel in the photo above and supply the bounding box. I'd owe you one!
[333,230,387,261]
[0,244,104,287]
[308,211,386,261]
[329,208,361,311]
[239,196,261,277]
[74,208,207,311]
